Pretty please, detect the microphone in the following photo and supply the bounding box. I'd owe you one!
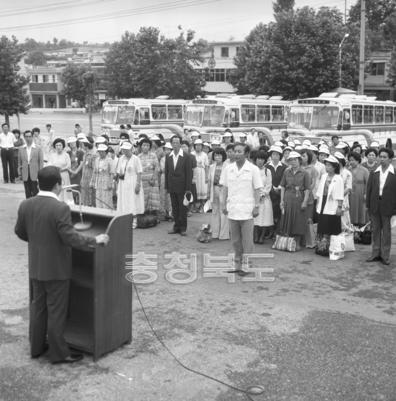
[64,185,93,231]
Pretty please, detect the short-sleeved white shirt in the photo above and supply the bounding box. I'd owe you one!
[220,160,263,220]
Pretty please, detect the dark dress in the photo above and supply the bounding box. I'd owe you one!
[266,162,287,223]
[279,167,310,236]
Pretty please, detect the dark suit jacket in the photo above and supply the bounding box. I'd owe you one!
[18,146,43,181]
[164,151,192,193]
[366,168,396,216]
[15,195,97,280]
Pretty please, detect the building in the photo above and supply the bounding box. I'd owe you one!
[25,46,108,109]
[194,41,243,94]
[364,50,395,101]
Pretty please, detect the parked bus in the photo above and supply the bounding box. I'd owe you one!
[183,94,290,142]
[101,96,186,140]
[286,91,396,145]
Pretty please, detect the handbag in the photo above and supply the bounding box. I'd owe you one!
[329,234,346,260]
[353,222,371,245]
[136,214,158,229]
[315,236,329,256]
[272,235,297,252]
[343,232,355,252]
[197,224,212,243]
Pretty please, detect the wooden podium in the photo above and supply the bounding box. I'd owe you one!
[65,205,132,360]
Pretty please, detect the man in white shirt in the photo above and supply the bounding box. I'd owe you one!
[0,122,16,183]
[366,147,396,265]
[220,143,263,275]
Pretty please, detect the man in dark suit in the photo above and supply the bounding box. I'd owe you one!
[165,135,192,236]
[18,130,43,198]
[366,147,396,266]
[15,166,109,363]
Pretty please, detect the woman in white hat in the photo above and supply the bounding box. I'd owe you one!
[191,138,209,213]
[315,155,344,242]
[90,144,114,209]
[279,151,310,248]
[116,141,144,227]
[334,151,352,229]
[138,137,160,218]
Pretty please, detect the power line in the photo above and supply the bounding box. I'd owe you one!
[0,0,221,32]
[0,0,118,18]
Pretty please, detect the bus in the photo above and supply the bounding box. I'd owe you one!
[101,96,187,139]
[183,94,290,142]
[286,91,396,145]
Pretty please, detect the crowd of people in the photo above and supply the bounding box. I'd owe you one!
[2,121,396,267]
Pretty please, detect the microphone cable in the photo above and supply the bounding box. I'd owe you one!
[131,278,264,400]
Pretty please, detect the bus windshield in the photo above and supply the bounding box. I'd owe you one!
[102,106,118,125]
[185,105,204,126]
[202,105,225,127]
[116,106,135,124]
[289,105,340,130]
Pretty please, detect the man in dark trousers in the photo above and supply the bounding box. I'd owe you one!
[0,122,16,183]
[366,147,396,266]
[15,166,109,363]
[18,130,43,198]
[165,135,192,236]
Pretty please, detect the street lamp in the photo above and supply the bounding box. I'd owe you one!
[338,33,350,88]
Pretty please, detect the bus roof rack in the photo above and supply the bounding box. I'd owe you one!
[256,95,270,99]
[155,95,170,99]
[239,94,256,99]
[269,96,283,100]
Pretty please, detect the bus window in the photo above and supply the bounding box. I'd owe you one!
[352,105,363,124]
[385,106,393,123]
[342,109,351,129]
[257,105,270,122]
[364,105,374,124]
[241,104,256,122]
[168,105,183,120]
[271,106,284,122]
[140,107,150,124]
[375,106,384,123]
[152,104,167,120]
[230,108,239,127]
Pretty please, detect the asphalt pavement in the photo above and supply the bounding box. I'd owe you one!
[0,180,395,401]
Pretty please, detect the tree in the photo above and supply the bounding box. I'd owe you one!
[24,50,48,66]
[230,6,360,98]
[273,0,295,14]
[104,27,207,99]
[0,36,30,125]
[61,64,89,105]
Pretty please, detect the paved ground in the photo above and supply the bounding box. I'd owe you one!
[0,180,396,401]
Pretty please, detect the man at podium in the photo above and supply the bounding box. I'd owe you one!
[15,166,109,364]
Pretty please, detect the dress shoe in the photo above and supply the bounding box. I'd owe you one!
[52,353,83,364]
[366,256,381,262]
[168,229,180,234]
[180,231,187,236]
[381,258,390,266]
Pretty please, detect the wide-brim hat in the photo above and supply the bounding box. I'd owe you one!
[120,141,133,150]
[194,139,203,145]
[318,146,330,155]
[334,151,345,160]
[335,142,348,149]
[95,136,106,144]
[164,142,173,150]
[287,151,302,160]
[223,132,233,137]
[269,145,283,154]
[211,139,221,145]
[66,136,77,144]
[97,144,108,152]
[324,155,339,164]
[203,142,211,148]
[77,133,87,140]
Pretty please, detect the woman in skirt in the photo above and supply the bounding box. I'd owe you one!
[191,139,209,213]
[315,155,344,242]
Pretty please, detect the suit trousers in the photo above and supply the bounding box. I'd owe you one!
[30,279,71,362]
[1,148,15,182]
[170,192,187,232]
[229,218,254,267]
[370,212,391,261]
[24,169,39,198]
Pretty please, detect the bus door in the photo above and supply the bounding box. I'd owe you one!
[342,109,351,130]
[229,107,239,127]
[134,107,151,125]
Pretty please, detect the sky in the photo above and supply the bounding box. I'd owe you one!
[1,0,351,44]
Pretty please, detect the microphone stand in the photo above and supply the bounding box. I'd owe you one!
[63,184,92,231]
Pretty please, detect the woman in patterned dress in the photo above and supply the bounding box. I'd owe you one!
[159,143,172,220]
[138,137,160,216]
[90,144,114,209]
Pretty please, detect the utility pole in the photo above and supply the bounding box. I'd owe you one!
[358,0,366,95]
